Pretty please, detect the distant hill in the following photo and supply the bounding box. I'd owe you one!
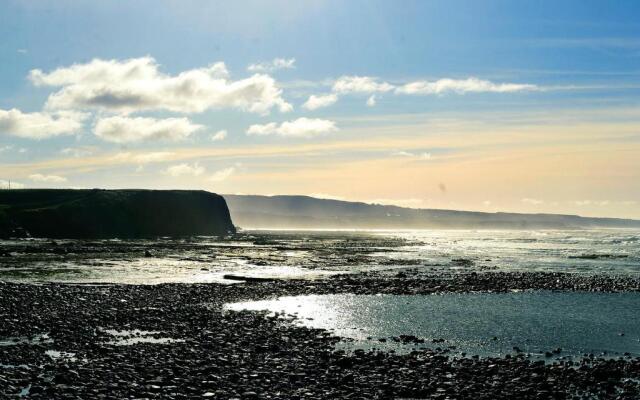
[224,194,640,230]
[0,189,235,238]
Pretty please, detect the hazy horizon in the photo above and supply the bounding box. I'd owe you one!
[1,1,639,219]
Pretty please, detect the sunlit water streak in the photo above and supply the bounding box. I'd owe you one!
[0,229,638,283]
[226,292,640,359]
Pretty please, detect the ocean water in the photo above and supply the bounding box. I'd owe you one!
[226,292,640,359]
[0,228,638,283]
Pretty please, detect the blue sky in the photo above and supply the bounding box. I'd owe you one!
[1,0,639,218]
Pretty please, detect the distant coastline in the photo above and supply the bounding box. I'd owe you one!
[224,194,640,230]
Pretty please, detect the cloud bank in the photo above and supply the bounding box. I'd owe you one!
[0,108,86,139]
[30,57,292,115]
[94,116,203,143]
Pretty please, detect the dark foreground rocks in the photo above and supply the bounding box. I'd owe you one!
[1,280,640,399]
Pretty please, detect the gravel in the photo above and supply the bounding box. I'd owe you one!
[1,273,640,399]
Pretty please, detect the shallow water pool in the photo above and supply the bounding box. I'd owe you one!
[226,291,640,359]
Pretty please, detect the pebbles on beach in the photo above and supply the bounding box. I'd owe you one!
[1,276,640,399]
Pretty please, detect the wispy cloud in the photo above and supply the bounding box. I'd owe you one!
[61,146,95,158]
[332,76,394,94]
[29,173,67,183]
[391,150,431,160]
[111,152,176,165]
[301,76,536,110]
[209,166,236,182]
[247,118,338,138]
[248,58,296,72]
[396,78,537,95]
[165,162,205,177]
[211,130,228,141]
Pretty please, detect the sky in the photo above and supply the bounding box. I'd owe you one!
[0,0,639,219]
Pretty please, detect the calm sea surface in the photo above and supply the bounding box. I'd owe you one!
[226,292,640,359]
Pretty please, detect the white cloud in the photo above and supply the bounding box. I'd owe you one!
[211,130,228,141]
[0,145,13,153]
[396,77,537,95]
[332,76,394,94]
[29,173,67,183]
[94,116,203,143]
[17,49,27,54]
[302,93,338,110]
[0,180,25,189]
[0,108,86,139]
[165,163,205,177]
[391,150,414,157]
[247,118,338,138]
[391,150,431,160]
[248,58,296,72]
[366,94,377,107]
[30,56,292,115]
[209,166,236,182]
[522,198,544,205]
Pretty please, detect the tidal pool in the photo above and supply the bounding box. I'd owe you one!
[226,291,640,359]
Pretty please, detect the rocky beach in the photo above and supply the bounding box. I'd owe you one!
[2,229,640,399]
[2,273,640,399]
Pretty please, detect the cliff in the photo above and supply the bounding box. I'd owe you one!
[0,189,235,239]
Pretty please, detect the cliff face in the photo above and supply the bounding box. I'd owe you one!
[0,189,235,239]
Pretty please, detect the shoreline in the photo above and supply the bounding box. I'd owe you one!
[2,272,640,398]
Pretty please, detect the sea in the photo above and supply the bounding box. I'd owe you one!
[0,228,638,283]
